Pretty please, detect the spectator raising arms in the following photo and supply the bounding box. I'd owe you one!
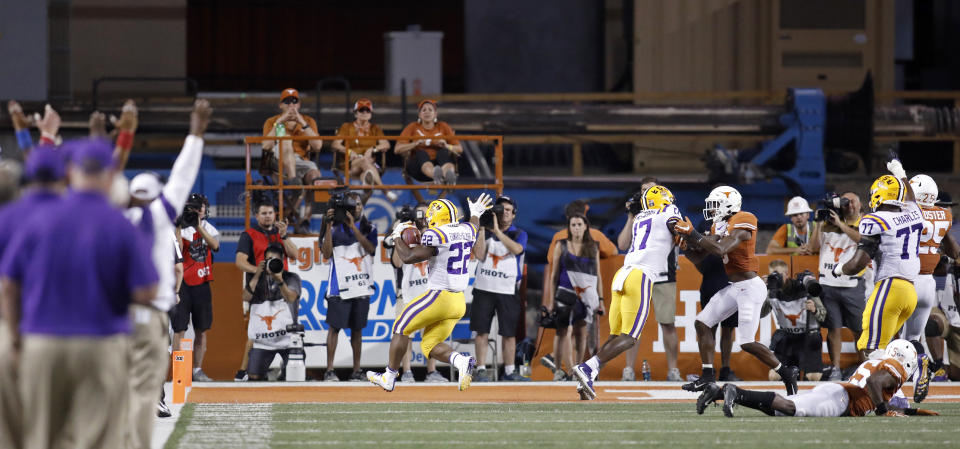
[331,99,397,201]
[395,100,462,186]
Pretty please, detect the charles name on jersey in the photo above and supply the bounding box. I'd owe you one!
[891,208,922,227]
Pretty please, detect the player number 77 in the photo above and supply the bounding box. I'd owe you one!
[895,223,923,260]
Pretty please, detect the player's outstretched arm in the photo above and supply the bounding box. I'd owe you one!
[866,371,905,417]
[833,235,876,277]
[887,158,915,203]
[676,216,748,257]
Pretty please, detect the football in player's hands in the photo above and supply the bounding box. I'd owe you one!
[387,220,414,245]
[883,410,907,417]
[401,227,421,246]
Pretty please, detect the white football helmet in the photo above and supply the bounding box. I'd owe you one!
[884,339,918,379]
[910,174,939,207]
[703,186,742,223]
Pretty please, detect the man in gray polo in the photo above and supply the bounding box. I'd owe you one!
[0,138,158,449]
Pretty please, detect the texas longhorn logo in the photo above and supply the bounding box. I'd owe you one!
[573,285,592,298]
[414,261,429,277]
[784,313,801,326]
[342,256,364,271]
[489,253,509,269]
[257,309,283,331]
[824,243,850,263]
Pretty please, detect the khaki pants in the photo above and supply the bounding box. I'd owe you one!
[0,320,21,449]
[20,334,129,449]
[126,305,170,449]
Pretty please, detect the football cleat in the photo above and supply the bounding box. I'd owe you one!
[682,376,714,392]
[576,383,591,401]
[778,365,800,396]
[721,383,739,418]
[157,400,172,418]
[366,370,395,392]
[932,367,948,382]
[573,363,597,400]
[456,355,476,391]
[914,354,931,403]
[697,383,723,415]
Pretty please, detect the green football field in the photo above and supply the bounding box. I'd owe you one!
[164,402,960,448]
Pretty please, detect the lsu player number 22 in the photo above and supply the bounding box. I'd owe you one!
[367,194,493,393]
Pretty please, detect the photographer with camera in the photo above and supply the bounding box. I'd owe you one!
[387,203,446,382]
[242,243,302,380]
[807,191,865,380]
[763,261,827,382]
[172,193,220,382]
[472,196,528,381]
[235,201,297,380]
[320,190,377,381]
[765,196,814,255]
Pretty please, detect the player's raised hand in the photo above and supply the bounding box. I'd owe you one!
[674,217,694,235]
[468,192,493,218]
[387,220,414,245]
[887,158,906,179]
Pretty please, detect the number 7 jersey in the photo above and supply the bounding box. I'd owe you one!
[622,204,682,278]
[420,222,479,292]
[859,202,924,282]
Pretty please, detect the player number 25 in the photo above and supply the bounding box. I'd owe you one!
[446,241,473,275]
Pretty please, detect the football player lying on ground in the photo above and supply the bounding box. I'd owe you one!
[697,339,939,417]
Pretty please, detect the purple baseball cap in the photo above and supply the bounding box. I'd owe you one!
[63,138,115,173]
[24,145,66,182]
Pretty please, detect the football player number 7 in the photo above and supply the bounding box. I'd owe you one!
[895,223,924,260]
[632,219,652,251]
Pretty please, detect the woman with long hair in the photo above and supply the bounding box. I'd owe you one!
[545,214,603,380]
[331,99,396,201]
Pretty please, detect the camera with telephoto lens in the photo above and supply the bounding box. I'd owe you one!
[479,203,504,229]
[395,205,425,223]
[628,191,645,215]
[266,257,284,274]
[538,305,558,329]
[328,188,358,223]
[769,269,822,301]
[814,192,850,222]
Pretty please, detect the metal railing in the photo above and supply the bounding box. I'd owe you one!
[242,134,504,231]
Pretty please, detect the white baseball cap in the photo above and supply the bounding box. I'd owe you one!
[785,196,812,216]
[129,172,162,201]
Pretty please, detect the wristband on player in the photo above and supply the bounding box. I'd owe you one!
[15,129,33,150]
[39,132,56,146]
[874,402,888,416]
[116,130,135,152]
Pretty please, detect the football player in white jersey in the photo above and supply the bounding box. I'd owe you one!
[367,194,493,392]
[831,158,930,399]
[574,185,681,400]
[699,339,939,418]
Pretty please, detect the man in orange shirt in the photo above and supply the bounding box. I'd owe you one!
[677,186,799,395]
[262,88,324,230]
[395,100,461,185]
[765,196,814,255]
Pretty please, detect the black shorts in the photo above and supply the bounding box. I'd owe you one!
[701,286,738,328]
[325,296,370,331]
[769,329,823,375]
[247,347,289,378]
[469,289,521,337]
[405,149,455,182]
[820,281,865,332]
[171,283,213,333]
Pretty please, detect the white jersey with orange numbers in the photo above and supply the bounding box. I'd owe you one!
[918,205,953,275]
[622,204,681,278]
[841,357,907,416]
[858,202,924,283]
[419,222,478,292]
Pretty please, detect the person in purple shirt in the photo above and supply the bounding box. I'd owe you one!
[0,145,66,449]
[0,138,158,449]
